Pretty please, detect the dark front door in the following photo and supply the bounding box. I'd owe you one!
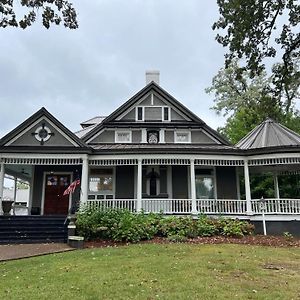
[44,174,70,215]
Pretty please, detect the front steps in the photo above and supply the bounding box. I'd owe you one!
[0,216,68,244]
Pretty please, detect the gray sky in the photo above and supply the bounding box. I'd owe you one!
[0,1,228,137]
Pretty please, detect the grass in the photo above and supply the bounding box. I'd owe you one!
[0,244,300,300]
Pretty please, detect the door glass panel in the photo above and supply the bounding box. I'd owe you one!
[47,175,57,186]
[196,176,214,199]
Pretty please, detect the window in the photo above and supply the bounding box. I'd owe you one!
[115,131,131,143]
[136,107,144,121]
[89,169,113,193]
[163,107,170,121]
[175,131,191,143]
[195,169,215,199]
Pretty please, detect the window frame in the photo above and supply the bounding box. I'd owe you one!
[162,106,171,122]
[136,106,144,121]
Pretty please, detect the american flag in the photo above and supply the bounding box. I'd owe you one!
[63,179,80,196]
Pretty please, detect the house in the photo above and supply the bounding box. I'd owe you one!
[0,71,299,237]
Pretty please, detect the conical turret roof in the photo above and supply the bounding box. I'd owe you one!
[236,118,300,149]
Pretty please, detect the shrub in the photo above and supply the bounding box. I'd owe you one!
[159,216,197,238]
[76,207,254,242]
[167,234,188,243]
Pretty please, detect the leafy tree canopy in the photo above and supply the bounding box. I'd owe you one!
[0,0,78,29]
[213,0,300,113]
[206,60,300,144]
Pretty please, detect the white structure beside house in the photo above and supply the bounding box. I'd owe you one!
[0,72,299,228]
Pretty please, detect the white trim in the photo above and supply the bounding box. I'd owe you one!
[162,107,171,122]
[141,129,147,143]
[5,116,79,147]
[151,93,154,105]
[135,107,144,122]
[115,130,132,143]
[159,129,165,143]
[41,171,73,215]
[34,125,52,142]
[28,165,35,215]
[174,130,191,143]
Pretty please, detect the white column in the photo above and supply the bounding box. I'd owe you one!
[159,129,165,143]
[136,159,142,212]
[80,156,89,206]
[190,159,197,215]
[243,160,252,214]
[13,176,17,215]
[0,163,5,215]
[274,172,280,199]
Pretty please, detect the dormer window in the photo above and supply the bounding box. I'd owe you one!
[115,131,132,143]
[136,107,144,121]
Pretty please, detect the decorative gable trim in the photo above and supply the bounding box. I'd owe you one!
[0,107,88,148]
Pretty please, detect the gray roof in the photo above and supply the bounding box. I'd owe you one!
[74,124,97,138]
[236,118,300,149]
[80,116,106,128]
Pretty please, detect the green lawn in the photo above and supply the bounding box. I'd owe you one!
[1,244,300,300]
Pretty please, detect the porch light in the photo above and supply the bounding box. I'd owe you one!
[257,197,267,236]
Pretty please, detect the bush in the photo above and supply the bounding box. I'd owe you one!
[159,216,197,238]
[76,208,254,242]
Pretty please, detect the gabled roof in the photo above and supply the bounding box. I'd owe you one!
[236,118,300,149]
[83,82,230,145]
[0,107,88,148]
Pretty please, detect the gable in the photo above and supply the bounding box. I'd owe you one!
[0,108,88,148]
[116,91,191,122]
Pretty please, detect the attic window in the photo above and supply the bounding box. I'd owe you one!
[115,131,132,143]
[136,107,144,121]
[163,107,170,121]
[175,131,191,143]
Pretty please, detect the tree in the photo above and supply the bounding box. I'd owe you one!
[0,0,78,29]
[206,60,300,143]
[213,0,300,112]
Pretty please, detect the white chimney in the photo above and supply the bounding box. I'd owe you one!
[146,70,160,85]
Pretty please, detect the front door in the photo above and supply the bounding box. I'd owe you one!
[44,174,71,215]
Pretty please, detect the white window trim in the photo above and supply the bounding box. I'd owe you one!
[162,106,171,122]
[115,130,132,143]
[174,130,191,143]
[135,107,144,122]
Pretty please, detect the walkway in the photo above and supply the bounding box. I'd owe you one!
[0,243,73,261]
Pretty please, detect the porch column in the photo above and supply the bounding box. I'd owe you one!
[136,159,142,212]
[190,159,197,215]
[80,156,89,206]
[243,160,252,214]
[13,176,17,215]
[0,163,4,215]
[273,172,280,199]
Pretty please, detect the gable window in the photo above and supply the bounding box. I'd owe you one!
[115,131,132,143]
[136,107,144,121]
[163,107,170,121]
[175,131,191,143]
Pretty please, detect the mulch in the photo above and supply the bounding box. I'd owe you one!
[85,235,300,249]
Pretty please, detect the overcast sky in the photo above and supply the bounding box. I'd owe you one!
[0,1,229,137]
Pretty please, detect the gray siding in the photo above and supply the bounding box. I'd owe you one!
[10,120,74,147]
[145,107,162,121]
[171,109,187,121]
[216,167,238,199]
[115,166,134,199]
[132,130,141,143]
[160,166,167,194]
[191,131,216,144]
[172,166,188,199]
[140,95,152,105]
[121,109,135,121]
[153,95,166,106]
[90,130,114,143]
[165,131,174,143]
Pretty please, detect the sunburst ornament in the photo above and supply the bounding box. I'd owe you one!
[32,122,54,145]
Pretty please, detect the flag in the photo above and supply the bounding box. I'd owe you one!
[63,179,80,196]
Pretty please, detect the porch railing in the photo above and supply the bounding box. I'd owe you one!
[251,198,300,214]
[86,198,300,215]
